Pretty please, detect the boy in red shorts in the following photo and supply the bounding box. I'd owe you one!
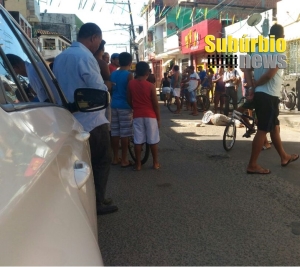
[127,61,160,171]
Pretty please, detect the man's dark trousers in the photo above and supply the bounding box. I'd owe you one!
[224,86,237,116]
[89,123,112,205]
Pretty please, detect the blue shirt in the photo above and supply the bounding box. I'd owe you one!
[110,70,131,109]
[53,42,108,132]
[199,70,208,87]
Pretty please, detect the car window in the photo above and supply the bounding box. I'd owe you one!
[0,10,62,105]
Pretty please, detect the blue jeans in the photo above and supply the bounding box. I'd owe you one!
[189,90,196,103]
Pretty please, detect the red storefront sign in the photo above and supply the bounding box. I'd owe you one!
[181,19,222,54]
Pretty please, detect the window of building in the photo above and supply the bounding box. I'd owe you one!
[43,38,55,50]
[58,40,62,51]
[285,40,300,75]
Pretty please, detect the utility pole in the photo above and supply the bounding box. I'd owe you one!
[127,0,138,62]
[114,23,131,55]
[106,0,139,62]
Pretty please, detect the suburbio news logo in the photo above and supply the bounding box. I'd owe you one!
[205,35,287,69]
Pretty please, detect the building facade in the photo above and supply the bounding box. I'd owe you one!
[181,19,222,70]
[5,0,40,23]
[9,11,32,38]
[39,13,84,42]
[137,0,278,85]
[34,29,71,61]
[276,0,300,89]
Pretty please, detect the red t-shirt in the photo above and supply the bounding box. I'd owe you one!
[128,79,157,119]
[109,64,118,73]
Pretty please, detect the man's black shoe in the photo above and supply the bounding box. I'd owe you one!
[102,198,113,205]
[97,205,118,215]
[243,128,256,138]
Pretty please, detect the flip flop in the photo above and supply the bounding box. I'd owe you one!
[281,154,299,167]
[133,167,141,171]
[121,160,134,168]
[262,145,271,151]
[247,169,271,175]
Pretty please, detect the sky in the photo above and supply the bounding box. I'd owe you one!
[39,0,146,54]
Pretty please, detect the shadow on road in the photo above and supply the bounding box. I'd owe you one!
[98,103,300,266]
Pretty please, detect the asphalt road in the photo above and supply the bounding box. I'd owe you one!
[97,103,300,266]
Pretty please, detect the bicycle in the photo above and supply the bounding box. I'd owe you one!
[291,86,298,110]
[280,83,296,110]
[128,136,150,165]
[167,88,210,113]
[221,93,246,113]
[223,109,256,151]
[196,87,210,112]
[166,90,188,113]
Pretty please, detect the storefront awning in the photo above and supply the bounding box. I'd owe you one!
[180,19,222,54]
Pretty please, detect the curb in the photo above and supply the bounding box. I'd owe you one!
[279,115,300,129]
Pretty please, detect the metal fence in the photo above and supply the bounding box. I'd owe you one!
[285,40,300,76]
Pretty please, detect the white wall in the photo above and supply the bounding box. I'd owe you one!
[155,25,164,54]
[165,34,178,51]
[277,0,300,41]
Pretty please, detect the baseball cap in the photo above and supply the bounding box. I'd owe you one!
[111,53,119,60]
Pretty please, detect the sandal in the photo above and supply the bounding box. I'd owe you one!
[281,154,299,167]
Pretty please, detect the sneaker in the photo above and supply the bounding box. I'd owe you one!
[102,198,113,205]
[243,128,256,138]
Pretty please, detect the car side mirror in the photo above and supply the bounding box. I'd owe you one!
[74,88,109,113]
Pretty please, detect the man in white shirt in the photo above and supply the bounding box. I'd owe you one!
[244,23,298,174]
[53,23,118,215]
[186,65,200,116]
[223,67,240,116]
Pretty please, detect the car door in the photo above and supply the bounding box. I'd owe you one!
[0,6,103,265]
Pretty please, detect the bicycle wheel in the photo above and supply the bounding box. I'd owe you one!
[167,93,177,112]
[223,121,236,151]
[197,95,210,112]
[284,92,296,110]
[128,136,150,165]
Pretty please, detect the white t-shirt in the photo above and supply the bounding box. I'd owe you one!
[253,47,284,97]
[188,72,200,92]
[223,69,240,87]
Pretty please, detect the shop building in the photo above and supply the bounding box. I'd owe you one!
[180,19,222,70]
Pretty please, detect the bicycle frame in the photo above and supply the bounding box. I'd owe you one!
[280,84,289,102]
[230,110,255,129]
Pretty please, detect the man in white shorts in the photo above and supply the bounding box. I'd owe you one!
[170,65,182,114]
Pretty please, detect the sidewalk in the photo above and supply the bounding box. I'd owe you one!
[279,109,300,129]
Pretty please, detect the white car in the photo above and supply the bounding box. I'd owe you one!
[0,5,107,265]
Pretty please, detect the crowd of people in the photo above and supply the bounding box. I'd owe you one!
[7,22,298,216]
[158,23,298,176]
[159,63,241,116]
[52,23,161,215]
